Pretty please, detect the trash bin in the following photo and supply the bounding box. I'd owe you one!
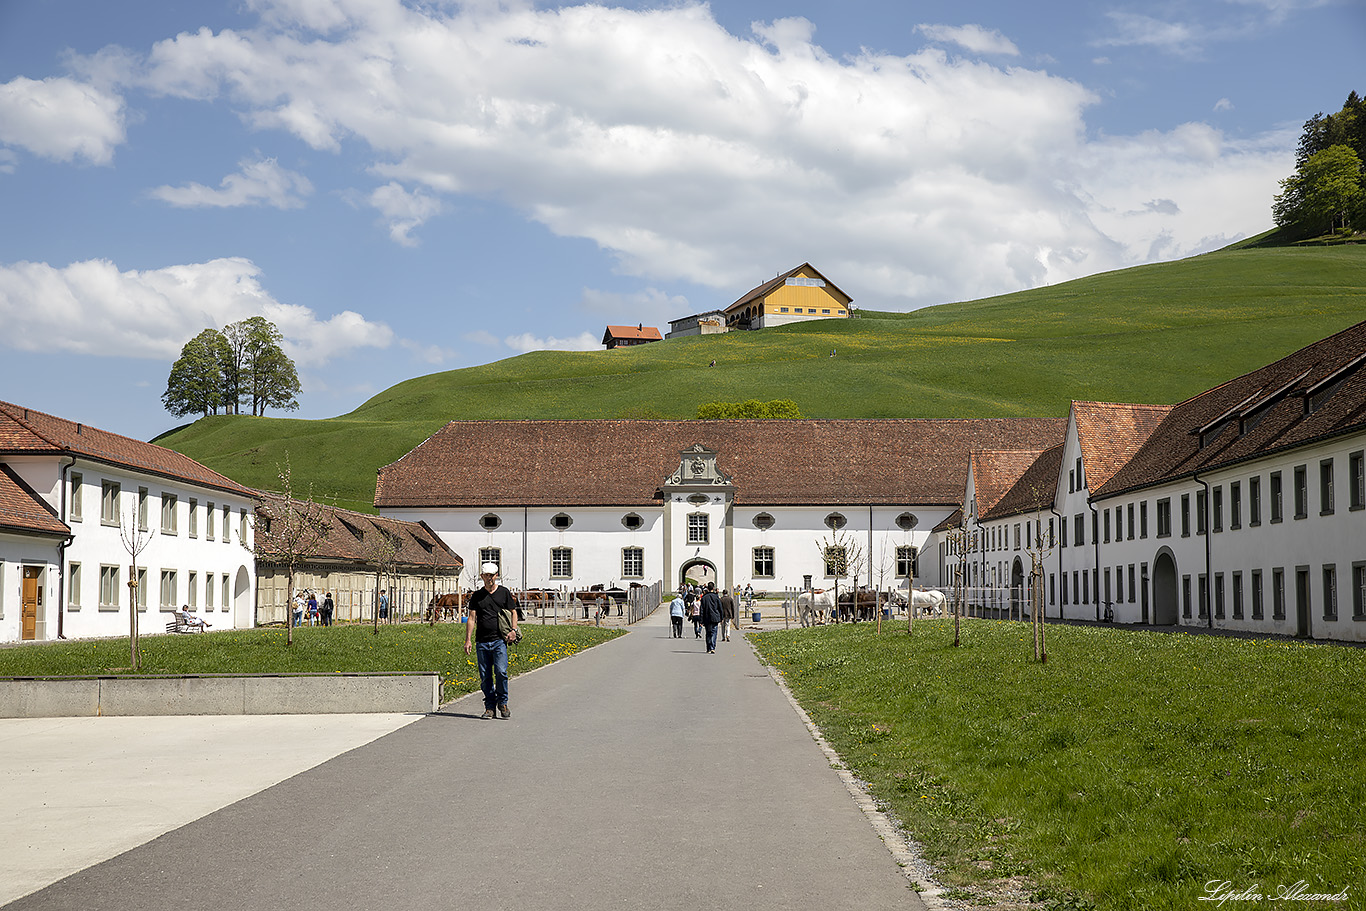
[752,610,762,624]
[882,607,892,619]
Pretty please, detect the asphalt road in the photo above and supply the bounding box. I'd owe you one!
[5,613,927,911]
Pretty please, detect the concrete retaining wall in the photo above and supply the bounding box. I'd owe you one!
[0,673,441,718]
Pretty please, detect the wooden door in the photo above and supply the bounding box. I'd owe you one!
[22,566,41,640]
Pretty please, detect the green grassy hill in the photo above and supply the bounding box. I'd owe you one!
[157,245,1366,511]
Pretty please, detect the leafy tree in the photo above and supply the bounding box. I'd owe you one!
[1275,145,1363,233]
[162,329,229,418]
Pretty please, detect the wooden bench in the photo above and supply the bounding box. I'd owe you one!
[167,611,210,633]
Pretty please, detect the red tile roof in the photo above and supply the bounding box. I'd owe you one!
[1099,319,1366,497]
[0,465,70,538]
[256,491,462,570]
[375,418,1066,509]
[0,401,256,499]
[972,447,1061,520]
[1072,402,1174,492]
[602,325,663,343]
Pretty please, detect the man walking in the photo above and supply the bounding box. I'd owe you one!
[464,562,520,719]
[669,590,685,638]
[719,588,735,642]
[700,583,723,653]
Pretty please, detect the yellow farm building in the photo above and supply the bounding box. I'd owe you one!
[723,263,852,330]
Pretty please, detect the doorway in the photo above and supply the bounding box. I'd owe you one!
[679,560,716,590]
[22,566,42,640]
[1152,550,1178,625]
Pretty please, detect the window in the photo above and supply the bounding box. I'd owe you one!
[1128,564,1137,602]
[1252,569,1264,620]
[1074,514,1084,547]
[895,512,918,531]
[101,480,121,525]
[824,512,847,530]
[138,487,149,531]
[753,546,775,578]
[1050,574,1055,606]
[1199,574,1209,619]
[480,513,502,530]
[206,573,215,610]
[1115,567,1122,603]
[1140,501,1148,538]
[99,565,119,609]
[1212,487,1223,532]
[188,571,198,609]
[1351,452,1365,511]
[161,493,178,535]
[479,547,501,573]
[622,513,643,530]
[551,513,573,530]
[68,563,81,608]
[188,498,198,537]
[1323,565,1338,620]
[1272,568,1286,620]
[1183,575,1192,619]
[1181,494,1191,537]
[687,513,709,544]
[896,545,918,578]
[1013,523,1020,549]
[1076,458,1084,489]
[239,508,248,543]
[824,545,848,577]
[222,505,231,542]
[753,512,775,530]
[1214,573,1224,619]
[1232,571,1244,619]
[1251,476,1263,525]
[1354,563,1366,619]
[70,472,83,521]
[550,547,573,578]
[1071,571,1078,605]
[1156,498,1171,538]
[1293,465,1308,519]
[1127,503,1135,540]
[207,502,216,540]
[1069,469,1075,493]
[1082,569,1090,604]
[136,567,147,611]
[1103,510,1111,543]
[622,547,644,579]
[159,569,176,610]
[221,575,230,612]
[1230,482,1241,529]
[1320,459,1335,515]
[1060,520,1068,548]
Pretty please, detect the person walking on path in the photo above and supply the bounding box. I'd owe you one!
[700,583,723,653]
[321,592,334,626]
[686,586,702,638]
[669,591,685,638]
[464,562,520,719]
[719,589,735,641]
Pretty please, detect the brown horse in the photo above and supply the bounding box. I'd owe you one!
[426,592,462,622]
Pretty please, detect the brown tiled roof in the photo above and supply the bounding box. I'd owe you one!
[971,449,1046,518]
[0,465,70,538]
[1073,402,1174,492]
[375,419,1066,509]
[602,325,663,343]
[0,401,257,499]
[976,446,1064,520]
[1099,319,1366,497]
[725,263,853,314]
[256,492,462,571]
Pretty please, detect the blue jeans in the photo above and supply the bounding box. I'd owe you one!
[476,639,509,708]
[705,623,719,651]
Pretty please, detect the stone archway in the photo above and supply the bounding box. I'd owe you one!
[1152,549,1178,625]
[1011,557,1025,620]
[680,559,716,589]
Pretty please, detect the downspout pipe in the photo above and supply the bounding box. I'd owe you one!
[1050,505,1064,621]
[1194,471,1213,629]
[1087,496,1101,621]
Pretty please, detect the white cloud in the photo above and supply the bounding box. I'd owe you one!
[368,181,442,245]
[0,257,392,363]
[0,75,125,165]
[96,1,1294,309]
[1214,97,1234,112]
[1094,12,1204,56]
[399,338,457,364]
[916,24,1020,56]
[150,157,314,208]
[579,287,690,326]
[461,329,502,350]
[504,331,600,354]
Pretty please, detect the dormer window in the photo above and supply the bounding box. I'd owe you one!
[480,513,501,530]
[824,512,847,530]
[551,513,573,530]
[896,512,918,531]
[753,512,775,530]
[622,513,643,530]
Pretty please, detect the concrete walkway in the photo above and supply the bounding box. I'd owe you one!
[2,612,927,911]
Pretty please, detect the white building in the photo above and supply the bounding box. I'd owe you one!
[375,418,1065,596]
[946,319,1366,642]
[0,401,258,642]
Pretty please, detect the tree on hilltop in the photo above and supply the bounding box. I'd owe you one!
[163,317,300,418]
[163,329,230,418]
[1273,91,1365,235]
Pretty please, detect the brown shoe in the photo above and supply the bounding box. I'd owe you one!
[498,704,510,718]
[481,708,495,719]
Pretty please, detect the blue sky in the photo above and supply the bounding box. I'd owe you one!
[1,0,1362,441]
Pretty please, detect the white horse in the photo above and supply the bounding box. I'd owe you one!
[795,590,835,627]
[908,589,946,618]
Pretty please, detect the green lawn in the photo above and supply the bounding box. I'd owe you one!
[154,245,1366,512]
[0,623,622,703]
[750,619,1366,910]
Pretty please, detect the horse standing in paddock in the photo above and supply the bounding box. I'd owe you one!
[795,590,835,627]
[908,589,946,618]
[426,592,462,622]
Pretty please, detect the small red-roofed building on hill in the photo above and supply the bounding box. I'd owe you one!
[0,399,259,643]
[602,324,663,349]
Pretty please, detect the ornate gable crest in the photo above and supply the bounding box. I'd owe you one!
[664,444,733,489]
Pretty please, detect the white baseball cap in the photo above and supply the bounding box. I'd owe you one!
[480,562,499,575]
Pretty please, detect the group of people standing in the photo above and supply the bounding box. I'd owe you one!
[292,589,335,627]
[668,582,737,652]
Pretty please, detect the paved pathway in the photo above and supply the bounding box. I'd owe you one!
[4,613,927,910]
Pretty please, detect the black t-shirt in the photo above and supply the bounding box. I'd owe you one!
[468,585,517,642]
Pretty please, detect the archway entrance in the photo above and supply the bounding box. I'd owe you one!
[1010,557,1025,620]
[1152,550,1178,625]
[679,559,716,590]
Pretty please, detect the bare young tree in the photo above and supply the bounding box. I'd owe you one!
[814,527,864,622]
[363,529,400,634]
[252,458,331,646]
[118,507,155,671]
[1024,486,1056,663]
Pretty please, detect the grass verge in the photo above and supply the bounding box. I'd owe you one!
[749,619,1366,910]
[0,622,623,703]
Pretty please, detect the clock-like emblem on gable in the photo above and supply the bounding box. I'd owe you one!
[662,443,734,490]
[690,457,706,476]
